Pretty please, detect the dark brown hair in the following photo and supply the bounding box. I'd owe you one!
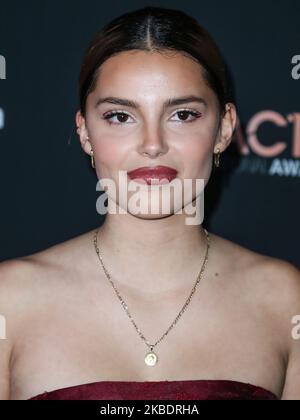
[78,6,232,118]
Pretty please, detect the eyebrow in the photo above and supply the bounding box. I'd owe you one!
[95,95,207,110]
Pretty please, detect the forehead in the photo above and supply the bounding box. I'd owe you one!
[92,50,210,97]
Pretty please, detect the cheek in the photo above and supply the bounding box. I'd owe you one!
[181,149,212,184]
[86,112,129,175]
[178,128,215,179]
[93,136,127,176]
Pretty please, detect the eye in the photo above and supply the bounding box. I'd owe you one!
[102,111,134,125]
[170,109,202,122]
[102,108,202,125]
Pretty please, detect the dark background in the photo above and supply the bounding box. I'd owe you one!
[0,0,299,267]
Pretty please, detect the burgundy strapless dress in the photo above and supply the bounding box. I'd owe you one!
[28,380,278,400]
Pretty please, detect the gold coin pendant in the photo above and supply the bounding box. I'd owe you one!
[144,351,158,366]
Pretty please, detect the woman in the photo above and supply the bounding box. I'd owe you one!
[0,6,299,401]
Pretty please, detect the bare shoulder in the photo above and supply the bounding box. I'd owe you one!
[210,231,300,313]
[210,233,300,399]
[0,257,40,400]
[0,229,96,399]
[0,257,38,317]
[0,228,95,317]
[0,229,96,364]
[210,231,300,286]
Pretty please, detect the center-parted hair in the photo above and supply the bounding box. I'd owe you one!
[79,6,232,117]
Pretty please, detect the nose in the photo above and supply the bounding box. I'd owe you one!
[137,126,169,158]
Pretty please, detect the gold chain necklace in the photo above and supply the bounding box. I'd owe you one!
[93,227,211,367]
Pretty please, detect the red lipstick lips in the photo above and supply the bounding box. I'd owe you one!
[127,165,178,185]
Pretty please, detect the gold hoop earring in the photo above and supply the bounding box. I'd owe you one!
[214,147,221,168]
[90,149,95,169]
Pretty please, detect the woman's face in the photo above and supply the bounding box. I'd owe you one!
[76,50,236,219]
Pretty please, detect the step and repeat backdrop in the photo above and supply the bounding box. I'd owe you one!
[0,0,299,267]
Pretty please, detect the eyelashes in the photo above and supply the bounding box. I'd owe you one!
[101,109,202,125]
[102,111,132,125]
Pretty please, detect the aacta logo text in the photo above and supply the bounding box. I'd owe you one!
[227,108,300,177]
[235,111,300,159]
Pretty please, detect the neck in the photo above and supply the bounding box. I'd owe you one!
[94,210,210,296]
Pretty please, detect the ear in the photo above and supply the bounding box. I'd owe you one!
[75,110,92,155]
[214,103,237,153]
